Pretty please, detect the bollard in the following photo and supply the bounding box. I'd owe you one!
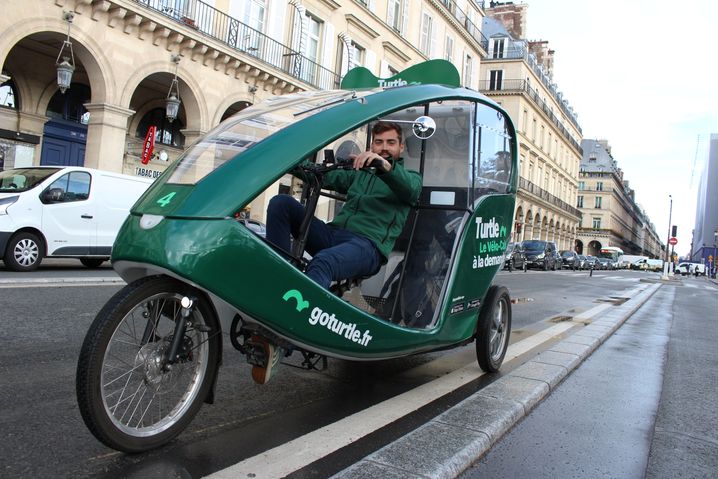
[589,265,593,277]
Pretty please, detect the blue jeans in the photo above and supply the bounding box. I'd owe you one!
[266,195,381,289]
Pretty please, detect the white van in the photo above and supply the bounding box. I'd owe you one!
[0,166,153,271]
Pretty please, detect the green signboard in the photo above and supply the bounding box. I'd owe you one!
[340,59,461,90]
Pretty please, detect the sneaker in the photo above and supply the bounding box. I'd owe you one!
[250,335,283,385]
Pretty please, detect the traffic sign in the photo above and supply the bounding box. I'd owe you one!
[668,237,678,246]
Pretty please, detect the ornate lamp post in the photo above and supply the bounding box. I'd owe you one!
[165,55,181,123]
[55,12,75,94]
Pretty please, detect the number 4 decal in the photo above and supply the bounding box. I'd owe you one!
[156,192,176,207]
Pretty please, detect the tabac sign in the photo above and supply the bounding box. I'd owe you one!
[340,59,461,90]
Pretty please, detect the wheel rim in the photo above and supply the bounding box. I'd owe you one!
[488,296,509,362]
[100,292,210,438]
[13,238,39,267]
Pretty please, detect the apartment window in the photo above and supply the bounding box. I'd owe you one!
[577,195,583,208]
[592,217,601,229]
[532,118,537,141]
[349,41,365,67]
[491,38,505,59]
[489,70,503,90]
[464,54,473,88]
[297,13,323,84]
[595,196,602,208]
[596,181,603,191]
[388,65,399,76]
[578,181,585,190]
[444,35,454,62]
[242,0,266,32]
[522,108,528,133]
[589,155,597,163]
[419,12,433,56]
[387,0,404,33]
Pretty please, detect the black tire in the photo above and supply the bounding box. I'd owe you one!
[475,285,512,373]
[80,258,106,268]
[4,231,44,271]
[76,276,220,453]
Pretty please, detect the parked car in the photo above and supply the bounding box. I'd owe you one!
[503,242,527,271]
[0,166,153,271]
[553,250,563,270]
[576,254,588,270]
[520,239,558,270]
[596,257,614,270]
[584,255,600,269]
[560,250,579,270]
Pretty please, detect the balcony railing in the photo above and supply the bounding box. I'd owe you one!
[437,0,489,51]
[135,0,341,90]
[519,177,582,218]
[478,79,582,154]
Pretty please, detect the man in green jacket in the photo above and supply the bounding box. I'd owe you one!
[266,121,422,290]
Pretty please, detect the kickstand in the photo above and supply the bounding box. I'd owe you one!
[282,350,328,371]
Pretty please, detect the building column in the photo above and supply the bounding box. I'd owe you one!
[83,103,135,172]
[17,112,49,163]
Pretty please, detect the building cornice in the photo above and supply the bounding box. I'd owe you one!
[345,14,380,39]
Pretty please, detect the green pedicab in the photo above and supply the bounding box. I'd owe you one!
[76,60,518,452]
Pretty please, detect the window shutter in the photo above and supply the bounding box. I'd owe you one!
[365,50,376,74]
[387,0,395,29]
[400,0,408,35]
[322,23,335,70]
[380,59,390,77]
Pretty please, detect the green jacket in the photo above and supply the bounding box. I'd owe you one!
[323,158,422,259]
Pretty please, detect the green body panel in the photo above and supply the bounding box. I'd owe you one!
[340,59,461,89]
[113,190,514,358]
[112,70,519,359]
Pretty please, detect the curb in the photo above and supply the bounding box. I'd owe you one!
[331,283,663,479]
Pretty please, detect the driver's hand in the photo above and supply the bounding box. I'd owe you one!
[350,151,391,172]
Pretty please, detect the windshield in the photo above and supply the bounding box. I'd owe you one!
[0,168,60,192]
[167,89,367,185]
[522,240,546,251]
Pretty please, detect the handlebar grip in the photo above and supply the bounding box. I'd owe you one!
[368,158,384,169]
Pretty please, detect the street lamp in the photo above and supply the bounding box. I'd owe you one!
[662,195,672,279]
[55,11,75,94]
[165,54,181,123]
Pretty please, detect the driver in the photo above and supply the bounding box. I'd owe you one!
[266,121,422,290]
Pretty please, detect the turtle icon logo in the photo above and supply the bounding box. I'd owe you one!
[282,289,310,312]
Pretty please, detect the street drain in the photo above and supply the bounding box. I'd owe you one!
[549,315,573,323]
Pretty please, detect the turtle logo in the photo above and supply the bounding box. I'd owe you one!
[282,289,310,312]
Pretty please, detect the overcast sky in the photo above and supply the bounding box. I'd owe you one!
[522,0,718,256]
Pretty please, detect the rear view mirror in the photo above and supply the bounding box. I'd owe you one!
[412,116,436,139]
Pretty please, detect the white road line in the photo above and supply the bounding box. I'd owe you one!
[206,321,577,479]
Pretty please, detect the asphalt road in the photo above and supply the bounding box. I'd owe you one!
[0,264,655,478]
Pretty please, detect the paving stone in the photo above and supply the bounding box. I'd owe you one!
[435,393,524,442]
[549,340,593,359]
[564,334,601,349]
[331,459,424,479]
[477,375,549,412]
[532,349,581,371]
[364,421,491,479]
[508,360,569,389]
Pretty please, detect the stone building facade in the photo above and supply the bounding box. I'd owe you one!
[478,5,582,250]
[576,139,662,258]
